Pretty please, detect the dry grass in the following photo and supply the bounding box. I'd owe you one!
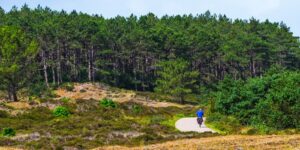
[0,148,22,150]
[5,102,31,109]
[95,135,300,150]
[54,83,187,108]
[55,83,137,103]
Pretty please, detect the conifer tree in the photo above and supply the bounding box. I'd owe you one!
[0,26,38,101]
[155,59,199,104]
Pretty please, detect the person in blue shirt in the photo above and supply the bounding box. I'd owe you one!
[196,109,204,127]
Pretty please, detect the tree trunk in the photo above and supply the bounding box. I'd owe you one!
[88,47,92,82]
[179,95,185,104]
[51,52,56,85]
[8,83,18,101]
[7,86,12,101]
[42,50,49,87]
[253,60,256,76]
[73,52,77,81]
[57,39,62,84]
[91,45,95,82]
[52,66,56,85]
[11,88,18,102]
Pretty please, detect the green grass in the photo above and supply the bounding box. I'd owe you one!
[205,121,227,135]
[161,113,193,129]
[205,113,242,134]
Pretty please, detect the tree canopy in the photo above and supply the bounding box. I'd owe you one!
[0,26,38,101]
[155,59,199,104]
[0,5,299,98]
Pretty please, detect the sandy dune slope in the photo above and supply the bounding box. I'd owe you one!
[95,135,300,150]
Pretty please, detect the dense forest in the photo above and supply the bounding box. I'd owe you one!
[0,5,299,101]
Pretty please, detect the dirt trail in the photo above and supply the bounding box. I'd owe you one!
[54,83,188,108]
[175,117,215,133]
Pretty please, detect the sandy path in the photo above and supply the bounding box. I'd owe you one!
[175,117,215,133]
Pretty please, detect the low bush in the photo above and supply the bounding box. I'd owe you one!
[150,115,166,124]
[0,110,8,118]
[60,97,71,103]
[206,113,241,134]
[160,113,192,128]
[79,89,86,93]
[213,70,300,130]
[99,98,117,108]
[132,105,142,114]
[53,106,70,117]
[28,83,48,97]
[61,83,75,91]
[1,128,16,137]
[19,107,53,121]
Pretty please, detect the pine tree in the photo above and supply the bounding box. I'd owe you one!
[0,26,38,101]
[155,59,199,104]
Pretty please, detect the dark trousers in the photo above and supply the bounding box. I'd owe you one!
[197,117,203,125]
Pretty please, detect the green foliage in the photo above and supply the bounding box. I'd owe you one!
[60,97,71,103]
[28,83,57,98]
[0,110,8,118]
[28,83,48,97]
[0,7,299,95]
[1,127,16,137]
[213,70,300,130]
[160,113,189,128]
[99,98,117,108]
[0,26,38,101]
[132,104,142,114]
[53,106,70,117]
[150,115,166,124]
[155,59,199,103]
[20,107,54,121]
[61,83,75,91]
[206,113,241,134]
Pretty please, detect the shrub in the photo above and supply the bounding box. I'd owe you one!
[160,113,187,128]
[206,113,241,134]
[53,106,70,117]
[213,70,300,130]
[61,83,75,91]
[60,97,71,103]
[0,110,8,118]
[132,105,142,114]
[99,98,117,108]
[1,128,16,137]
[19,107,53,121]
[150,115,166,124]
[28,83,48,97]
[79,89,86,93]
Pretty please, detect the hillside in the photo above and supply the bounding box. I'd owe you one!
[97,135,300,150]
[0,83,299,149]
[54,83,186,108]
[0,83,209,149]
